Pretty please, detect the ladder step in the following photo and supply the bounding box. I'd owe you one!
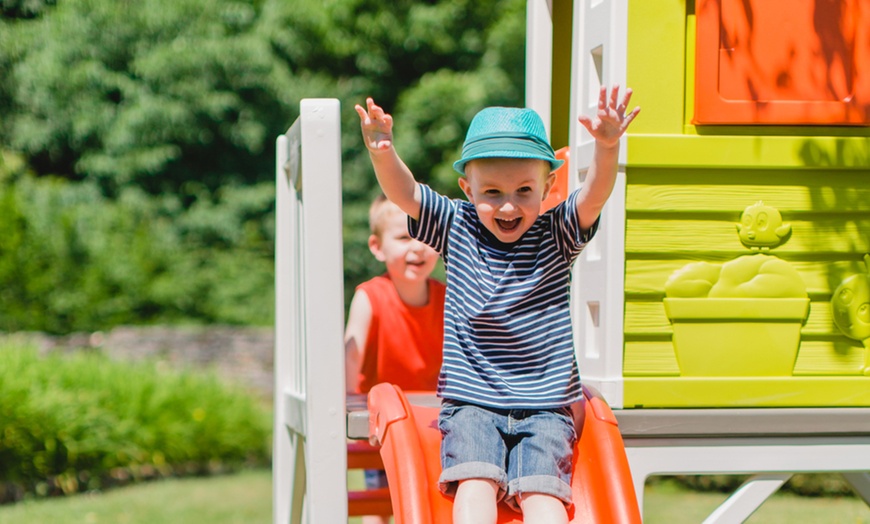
[347,441,385,470]
[348,488,392,517]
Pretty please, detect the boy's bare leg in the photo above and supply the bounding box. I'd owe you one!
[520,493,569,524]
[361,516,389,524]
[454,479,499,524]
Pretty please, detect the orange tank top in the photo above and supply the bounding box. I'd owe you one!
[356,274,445,393]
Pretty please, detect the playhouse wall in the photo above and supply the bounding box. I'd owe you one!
[615,0,870,408]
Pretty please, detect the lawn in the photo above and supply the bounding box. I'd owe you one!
[0,470,272,524]
[1,469,868,523]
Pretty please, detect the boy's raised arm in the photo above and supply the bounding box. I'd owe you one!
[355,98,423,220]
[575,85,640,231]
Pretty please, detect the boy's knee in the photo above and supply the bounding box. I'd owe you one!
[454,479,499,524]
[518,492,569,524]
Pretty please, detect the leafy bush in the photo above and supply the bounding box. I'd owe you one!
[0,344,270,503]
[668,473,856,498]
[1,0,531,327]
[0,174,274,333]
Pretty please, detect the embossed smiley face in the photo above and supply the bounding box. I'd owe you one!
[737,201,791,249]
[832,273,870,341]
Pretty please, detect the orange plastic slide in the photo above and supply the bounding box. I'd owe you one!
[367,383,642,523]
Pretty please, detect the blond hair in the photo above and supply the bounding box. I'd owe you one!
[368,194,404,238]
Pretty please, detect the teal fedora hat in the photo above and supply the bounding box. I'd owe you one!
[453,106,564,175]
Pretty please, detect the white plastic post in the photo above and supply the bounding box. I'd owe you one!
[273,99,347,524]
[568,0,630,408]
[702,474,791,524]
[526,0,554,136]
[842,472,870,506]
[273,123,295,524]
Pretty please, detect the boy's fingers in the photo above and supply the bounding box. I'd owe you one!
[367,98,387,118]
[609,84,620,107]
[624,106,641,126]
[618,89,634,115]
[616,108,639,134]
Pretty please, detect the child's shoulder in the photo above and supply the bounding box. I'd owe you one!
[356,273,392,293]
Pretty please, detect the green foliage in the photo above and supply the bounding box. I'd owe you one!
[0,344,270,502]
[0,0,55,19]
[0,175,274,333]
[0,0,529,326]
[265,0,527,303]
[1,0,291,198]
[670,474,856,498]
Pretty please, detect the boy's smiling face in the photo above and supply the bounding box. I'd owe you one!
[459,158,554,244]
[369,208,438,283]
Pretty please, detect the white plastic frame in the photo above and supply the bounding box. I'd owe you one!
[625,436,870,522]
[273,99,347,524]
[569,0,630,409]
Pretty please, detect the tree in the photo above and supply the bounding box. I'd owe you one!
[1,0,293,200]
[262,0,527,303]
[0,173,276,333]
[0,0,528,330]
[0,0,55,19]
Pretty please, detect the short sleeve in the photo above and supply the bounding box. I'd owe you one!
[550,189,600,263]
[408,184,455,259]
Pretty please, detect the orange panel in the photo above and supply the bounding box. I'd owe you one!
[540,147,570,213]
[694,0,870,125]
[367,383,641,523]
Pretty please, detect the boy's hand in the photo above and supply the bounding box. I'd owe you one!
[578,84,640,149]
[355,97,394,153]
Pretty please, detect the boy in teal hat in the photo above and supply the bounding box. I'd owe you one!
[356,85,639,524]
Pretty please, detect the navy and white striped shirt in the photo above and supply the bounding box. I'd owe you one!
[409,184,598,409]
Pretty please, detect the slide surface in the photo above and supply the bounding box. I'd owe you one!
[367,383,642,523]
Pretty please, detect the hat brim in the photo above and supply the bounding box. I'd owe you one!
[453,150,564,175]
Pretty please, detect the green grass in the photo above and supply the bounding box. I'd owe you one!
[2,470,868,523]
[0,470,271,524]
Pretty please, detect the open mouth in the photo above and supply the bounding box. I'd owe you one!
[496,217,521,232]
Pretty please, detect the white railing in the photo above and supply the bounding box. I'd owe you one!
[569,0,629,409]
[273,99,347,524]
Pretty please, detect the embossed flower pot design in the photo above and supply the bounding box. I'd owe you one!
[663,203,811,377]
[664,297,810,376]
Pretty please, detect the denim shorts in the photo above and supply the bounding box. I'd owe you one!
[437,399,577,512]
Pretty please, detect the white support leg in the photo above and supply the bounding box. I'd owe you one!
[289,432,306,524]
[274,99,346,523]
[626,438,870,523]
[632,472,648,516]
[843,472,870,506]
[702,474,791,524]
